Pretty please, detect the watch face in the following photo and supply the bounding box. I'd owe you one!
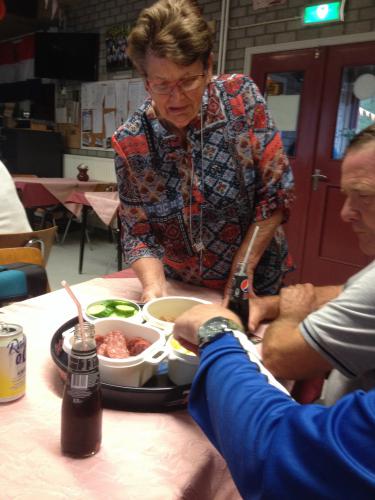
[198,317,242,348]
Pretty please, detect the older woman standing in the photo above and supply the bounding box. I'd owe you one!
[112,0,294,305]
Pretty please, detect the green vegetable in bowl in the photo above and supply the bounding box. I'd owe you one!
[86,299,138,319]
[86,303,109,318]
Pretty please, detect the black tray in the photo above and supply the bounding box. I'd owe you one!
[50,317,191,412]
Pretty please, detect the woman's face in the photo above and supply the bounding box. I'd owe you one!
[144,53,212,131]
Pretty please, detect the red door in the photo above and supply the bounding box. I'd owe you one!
[250,42,375,285]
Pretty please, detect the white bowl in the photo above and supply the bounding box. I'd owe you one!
[142,296,210,334]
[167,336,199,386]
[83,298,142,324]
[63,318,167,387]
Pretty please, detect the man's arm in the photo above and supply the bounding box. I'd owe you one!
[173,305,375,499]
[189,337,375,499]
[249,284,343,332]
[262,284,334,379]
[262,318,332,379]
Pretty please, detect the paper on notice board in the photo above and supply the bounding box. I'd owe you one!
[105,84,116,108]
[128,80,147,115]
[104,111,116,138]
[93,107,103,133]
[56,107,67,123]
[267,95,300,131]
[115,80,129,127]
[95,85,105,108]
[82,83,96,109]
[82,110,92,131]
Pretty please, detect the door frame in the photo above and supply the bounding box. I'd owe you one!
[244,31,375,75]
[245,32,375,285]
[250,48,328,282]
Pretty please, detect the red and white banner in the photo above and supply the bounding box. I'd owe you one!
[0,34,35,84]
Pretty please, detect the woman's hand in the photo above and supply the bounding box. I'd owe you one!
[141,282,167,303]
[131,257,168,303]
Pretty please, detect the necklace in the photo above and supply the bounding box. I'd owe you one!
[188,105,205,273]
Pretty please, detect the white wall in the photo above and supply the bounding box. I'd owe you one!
[63,154,116,182]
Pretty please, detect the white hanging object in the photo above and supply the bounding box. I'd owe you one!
[353,73,375,100]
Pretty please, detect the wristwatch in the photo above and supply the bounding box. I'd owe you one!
[198,316,244,349]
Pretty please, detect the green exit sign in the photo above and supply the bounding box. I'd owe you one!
[303,2,344,25]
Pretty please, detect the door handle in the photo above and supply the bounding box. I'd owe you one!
[312,169,328,191]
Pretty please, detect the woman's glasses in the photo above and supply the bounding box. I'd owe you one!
[146,74,206,95]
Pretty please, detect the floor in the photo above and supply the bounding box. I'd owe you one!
[46,227,121,291]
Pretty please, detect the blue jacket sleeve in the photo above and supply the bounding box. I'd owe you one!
[188,333,375,500]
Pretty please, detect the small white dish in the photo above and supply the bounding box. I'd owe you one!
[142,296,210,334]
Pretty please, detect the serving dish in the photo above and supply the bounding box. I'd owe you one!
[142,296,210,333]
[62,318,167,387]
[167,337,199,386]
[51,317,191,412]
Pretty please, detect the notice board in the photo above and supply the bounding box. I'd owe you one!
[80,78,147,150]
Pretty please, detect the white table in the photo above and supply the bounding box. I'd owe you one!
[0,277,241,500]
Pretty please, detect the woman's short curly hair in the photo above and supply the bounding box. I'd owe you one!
[127,0,214,75]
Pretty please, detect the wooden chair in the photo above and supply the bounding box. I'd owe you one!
[0,226,57,265]
[0,246,51,305]
[0,247,44,266]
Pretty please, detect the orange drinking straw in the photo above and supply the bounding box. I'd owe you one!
[61,280,85,338]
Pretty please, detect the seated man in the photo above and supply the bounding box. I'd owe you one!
[249,124,375,404]
[0,161,32,233]
[172,303,375,499]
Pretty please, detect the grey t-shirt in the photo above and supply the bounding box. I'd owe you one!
[300,260,375,404]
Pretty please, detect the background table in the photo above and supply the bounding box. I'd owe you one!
[15,177,116,212]
[0,277,241,500]
[65,191,121,273]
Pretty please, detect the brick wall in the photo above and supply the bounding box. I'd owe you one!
[63,0,375,157]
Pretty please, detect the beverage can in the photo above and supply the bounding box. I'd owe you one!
[0,323,26,403]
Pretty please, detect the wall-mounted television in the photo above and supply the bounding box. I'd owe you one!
[34,32,99,82]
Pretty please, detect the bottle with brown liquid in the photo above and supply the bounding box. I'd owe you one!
[61,322,102,457]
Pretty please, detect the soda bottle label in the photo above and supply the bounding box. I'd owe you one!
[67,348,100,400]
[240,278,248,291]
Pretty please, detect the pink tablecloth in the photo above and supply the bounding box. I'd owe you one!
[0,278,241,500]
[15,177,116,212]
[66,190,120,226]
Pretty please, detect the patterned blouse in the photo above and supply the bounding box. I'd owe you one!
[112,74,294,295]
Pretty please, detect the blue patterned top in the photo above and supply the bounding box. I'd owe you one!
[112,74,294,294]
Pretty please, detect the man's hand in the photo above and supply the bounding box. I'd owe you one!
[248,295,279,332]
[278,284,318,323]
[173,304,242,355]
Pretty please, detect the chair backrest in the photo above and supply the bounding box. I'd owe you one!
[0,247,50,304]
[0,247,44,266]
[0,226,57,265]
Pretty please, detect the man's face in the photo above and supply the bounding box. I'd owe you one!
[341,143,375,256]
